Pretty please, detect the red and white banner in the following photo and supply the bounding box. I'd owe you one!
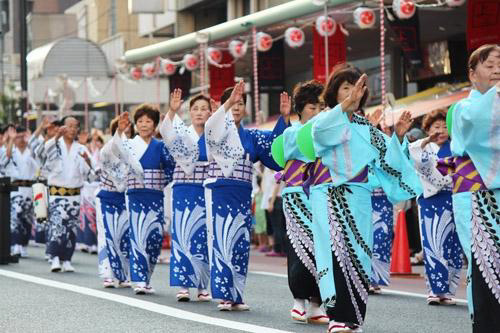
[467,0,500,51]
[312,26,346,83]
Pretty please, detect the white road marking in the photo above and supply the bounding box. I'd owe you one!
[249,271,468,305]
[0,269,292,333]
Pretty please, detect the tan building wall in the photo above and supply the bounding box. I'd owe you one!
[82,0,164,51]
[29,14,78,49]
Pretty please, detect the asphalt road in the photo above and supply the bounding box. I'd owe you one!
[0,246,471,333]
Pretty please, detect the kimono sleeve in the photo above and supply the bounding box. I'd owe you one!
[28,134,44,159]
[160,142,176,183]
[372,133,422,204]
[110,132,144,179]
[204,105,245,177]
[252,116,289,171]
[408,139,451,198]
[99,141,128,191]
[159,114,198,175]
[312,104,351,157]
[44,138,63,174]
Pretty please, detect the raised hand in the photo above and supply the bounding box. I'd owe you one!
[169,88,183,114]
[395,110,413,140]
[42,116,53,129]
[117,112,130,135]
[341,74,367,113]
[367,108,383,126]
[280,92,292,123]
[421,131,440,149]
[6,126,17,142]
[224,80,245,111]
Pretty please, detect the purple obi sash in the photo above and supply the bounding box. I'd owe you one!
[308,159,368,186]
[276,159,309,187]
[437,156,487,193]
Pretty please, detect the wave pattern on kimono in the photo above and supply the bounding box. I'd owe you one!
[418,192,463,296]
[370,189,393,287]
[96,194,129,282]
[46,196,80,261]
[160,116,211,290]
[117,136,175,285]
[409,139,462,296]
[204,106,289,302]
[170,179,210,289]
[10,187,34,246]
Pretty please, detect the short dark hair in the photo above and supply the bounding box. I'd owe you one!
[220,86,247,105]
[468,44,500,72]
[322,63,369,109]
[110,115,135,136]
[422,109,447,132]
[133,103,160,126]
[189,94,211,111]
[15,126,26,133]
[292,80,323,118]
[51,120,62,127]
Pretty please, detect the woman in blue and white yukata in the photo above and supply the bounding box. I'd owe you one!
[301,65,422,333]
[95,118,137,288]
[437,44,500,333]
[204,81,290,311]
[408,109,463,305]
[112,104,176,295]
[159,90,212,302]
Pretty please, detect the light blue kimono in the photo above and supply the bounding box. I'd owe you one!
[281,120,321,300]
[449,86,500,331]
[310,105,422,326]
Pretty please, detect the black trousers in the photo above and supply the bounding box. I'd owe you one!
[471,259,500,333]
[268,197,287,253]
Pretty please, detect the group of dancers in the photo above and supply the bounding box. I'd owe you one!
[0,43,498,333]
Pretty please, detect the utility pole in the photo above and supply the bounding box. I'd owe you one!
[19,0,28,120]
[0,0,4,99]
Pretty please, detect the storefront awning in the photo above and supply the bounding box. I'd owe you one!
[381,88,470,127]
[124,0,354,63]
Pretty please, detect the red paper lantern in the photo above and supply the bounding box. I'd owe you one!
[353,7,376,29]
[206,47,223,65]
[130,66,142,80]
[229,40,247,59]
[315,15,336,37]
[393,0,416,20]
[256,32,273,52]
[160,58,177,76]
[183,54,199,71]
[142,62,156,79]
[285,27,305,48]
